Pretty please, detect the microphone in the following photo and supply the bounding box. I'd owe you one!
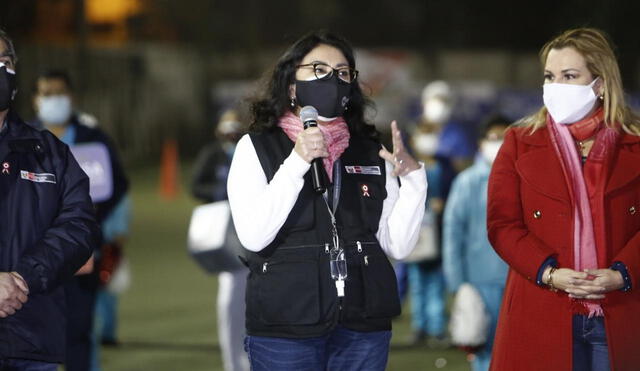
[300,106,326,193]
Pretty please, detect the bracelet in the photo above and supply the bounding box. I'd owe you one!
[547,267,558,292]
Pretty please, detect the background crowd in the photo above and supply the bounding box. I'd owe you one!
[1,1,640,371]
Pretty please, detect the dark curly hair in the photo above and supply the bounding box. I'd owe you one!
[249,30,378,139]
[0,28,17,66]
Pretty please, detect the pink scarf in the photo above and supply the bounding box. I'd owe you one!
[547,109,619,317]
[278,112,350,182]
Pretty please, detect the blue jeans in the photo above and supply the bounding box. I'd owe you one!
[394,262,409,302]
[0,359,58,371]
[244,326,391,371]
[572,315,610,371]
[95,289,118,342]
[471,284,504,371]
[92,289,119,371]
[407,263,446,336]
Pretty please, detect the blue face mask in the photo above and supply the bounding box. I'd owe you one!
[295,74,351,121]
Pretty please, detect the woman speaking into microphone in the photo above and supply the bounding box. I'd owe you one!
[227,30,427,371]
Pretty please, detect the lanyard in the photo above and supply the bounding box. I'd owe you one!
[322,159,342,251]
[323,159,347,297]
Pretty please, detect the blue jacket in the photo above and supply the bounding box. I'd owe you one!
[442,156,507,292]
[0,111,99,363]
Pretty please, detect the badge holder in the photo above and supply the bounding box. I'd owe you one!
[330,247,347,297]
[323,159,347,297]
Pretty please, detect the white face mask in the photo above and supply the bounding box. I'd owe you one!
[423,98,452,124]
[480,139,503,164]
[37,95,73,126]
[218,120,241,135]
[412,133,439,156]
[543,78,599,125]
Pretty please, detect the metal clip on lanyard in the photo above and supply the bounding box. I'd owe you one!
[323,160,346,297]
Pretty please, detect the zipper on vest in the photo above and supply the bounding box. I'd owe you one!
[278,243,325,250]
[364,255,369,266]
[325,243,330,253]
[262,262,268,273]
[357,241,362,253]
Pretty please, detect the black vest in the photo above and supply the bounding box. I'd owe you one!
[244,129,401,338]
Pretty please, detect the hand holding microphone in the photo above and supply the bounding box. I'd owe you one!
[295,106,327,192]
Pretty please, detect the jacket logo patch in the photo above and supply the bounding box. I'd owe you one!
[2,162,9,174]
[345,165,381,175]
[361,184,371,197]
[20,170,56,184]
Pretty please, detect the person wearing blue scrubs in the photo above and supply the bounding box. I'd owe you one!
[442,115,510,371]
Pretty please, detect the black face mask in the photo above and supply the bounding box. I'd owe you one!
[295,74,352,119]
[0,64,16,111]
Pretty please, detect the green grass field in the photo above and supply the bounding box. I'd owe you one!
[100,165,471,371]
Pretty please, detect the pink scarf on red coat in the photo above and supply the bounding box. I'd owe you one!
[547,107,620,317]
[278,112,350,182]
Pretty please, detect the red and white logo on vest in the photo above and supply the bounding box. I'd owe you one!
[20,170,57,184]
[345,165,381,176]
[360,184,371,197]
[2,162,9,175]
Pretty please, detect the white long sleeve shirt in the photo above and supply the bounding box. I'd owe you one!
[227,134,427,260]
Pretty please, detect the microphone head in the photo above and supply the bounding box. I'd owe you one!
[300,106,318,127]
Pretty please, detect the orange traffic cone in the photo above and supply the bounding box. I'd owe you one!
[159,139,179,200]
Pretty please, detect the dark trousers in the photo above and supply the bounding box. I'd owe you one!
[0,358,58,371]
[64,275,98,371]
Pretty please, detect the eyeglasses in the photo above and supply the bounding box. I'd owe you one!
[0,54,15,71]
[297,62,358,83]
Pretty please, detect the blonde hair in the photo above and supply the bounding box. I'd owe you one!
[518,27,640,134]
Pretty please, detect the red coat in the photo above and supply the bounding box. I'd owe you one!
[487,125,640,371]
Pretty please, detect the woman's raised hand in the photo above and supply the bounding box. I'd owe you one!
[378,120,421,176]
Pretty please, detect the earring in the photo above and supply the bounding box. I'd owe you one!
[290,98,296,108]
[599,94,604,101]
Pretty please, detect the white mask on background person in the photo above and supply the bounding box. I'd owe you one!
[480,139,503,164]
[218,120,242,135]
[37,95,73,126]
[423,98,452,125]
[543,78,599,125]
[412,133,439,156]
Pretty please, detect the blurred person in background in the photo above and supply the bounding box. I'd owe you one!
[400,118,449,347]
[32,69,130,371]
[488,28,640,371]
[227,30,426,371]
[442,114,510,371]
[0,29,99,371]
[190,108,250,371]
[421,80,475,173]
[414,81,459,221]
[397,84,463,347]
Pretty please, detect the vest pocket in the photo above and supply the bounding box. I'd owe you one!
[340,180,385,232]
[360,253,401,318]
[256,258,321,325]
